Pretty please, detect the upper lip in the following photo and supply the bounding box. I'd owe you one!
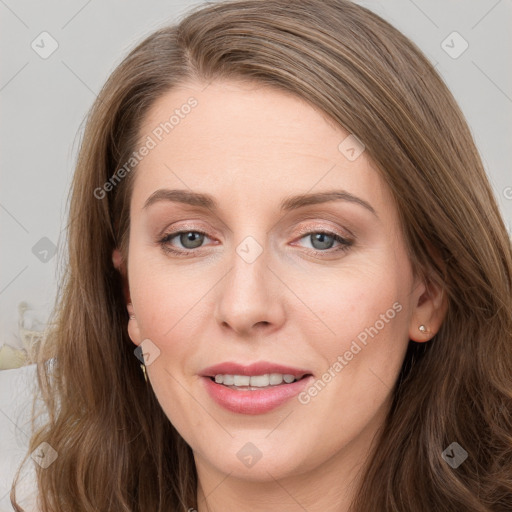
[200,361,313,379]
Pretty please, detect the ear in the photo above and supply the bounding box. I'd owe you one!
[112,248,142,347]
[112,248,131,305]
[126,302,143,347]
[112,248,124,272]
[408,274,448,342]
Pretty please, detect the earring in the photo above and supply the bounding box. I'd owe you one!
[419,325,429,334]
[140,363,148,383]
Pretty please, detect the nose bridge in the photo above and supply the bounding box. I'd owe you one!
[214,227,284,335]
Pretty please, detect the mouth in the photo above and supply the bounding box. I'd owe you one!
[201,361,313,380]
[200,361,314,414]
[208,372,312,390]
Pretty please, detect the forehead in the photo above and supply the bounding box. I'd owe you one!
[130,80,391,217]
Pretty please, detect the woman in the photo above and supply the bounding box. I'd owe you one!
[11,0,512,510]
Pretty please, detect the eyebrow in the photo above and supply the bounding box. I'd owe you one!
[143,188,377,217]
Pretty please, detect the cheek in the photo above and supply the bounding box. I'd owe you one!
[324,285,406,382]
[297,254,411,406]
[128,243,207,331]
[300,255,407,346]
[287,268,410,469]
[126,256,210,434]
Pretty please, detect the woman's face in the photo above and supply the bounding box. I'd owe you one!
[118,80,438,486]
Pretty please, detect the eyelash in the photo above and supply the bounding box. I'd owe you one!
[158,227,353,258]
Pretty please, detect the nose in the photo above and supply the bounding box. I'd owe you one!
[214,242,286,338]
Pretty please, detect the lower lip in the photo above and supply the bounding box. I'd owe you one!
[202,375,313,415]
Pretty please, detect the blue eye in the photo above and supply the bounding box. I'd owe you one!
[297,231,352,253]
[158,229,353,257]
[159,230,211,255]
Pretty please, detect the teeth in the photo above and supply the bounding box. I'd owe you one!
[223,374,235,385]
[269,373,283,385]
[213,373,299,387]
[250,374,270,386]
[234,375,250,386]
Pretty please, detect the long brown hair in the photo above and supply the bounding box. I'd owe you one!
[11,0,512,510]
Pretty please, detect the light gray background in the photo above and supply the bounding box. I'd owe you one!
[1,0,511,349]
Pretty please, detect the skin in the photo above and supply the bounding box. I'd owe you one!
[113,80,446,512]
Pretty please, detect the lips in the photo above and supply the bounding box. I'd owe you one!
[199,361,314,415]
[200,361,313,380]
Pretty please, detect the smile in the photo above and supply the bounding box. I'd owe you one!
[213,373,304,388]
[202,374,313,414]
